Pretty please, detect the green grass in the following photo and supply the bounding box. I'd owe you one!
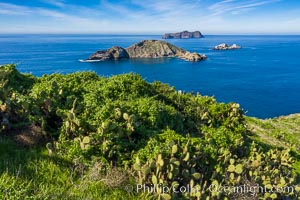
[246,114,300,152]
[0,136,139,200]
[246,114,300,180]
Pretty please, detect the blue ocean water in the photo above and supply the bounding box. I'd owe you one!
[0,34,299,118]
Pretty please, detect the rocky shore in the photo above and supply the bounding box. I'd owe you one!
[84,40,206,62]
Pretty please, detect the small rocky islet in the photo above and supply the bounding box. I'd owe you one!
[83,40,207,62]
[162,30,204,39]
[213,43,241,50]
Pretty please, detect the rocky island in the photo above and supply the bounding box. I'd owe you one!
[213,43,241,50]
[162,31,204,39]
[83,40,206,62]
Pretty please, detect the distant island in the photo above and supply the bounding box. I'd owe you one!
[162,31,204,39]
[82,40,206,62]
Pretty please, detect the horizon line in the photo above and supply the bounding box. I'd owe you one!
[1,32,300,36]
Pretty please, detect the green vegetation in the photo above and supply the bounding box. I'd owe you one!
[247,115,300,186]
[247,115,300,153]
[1,64,299,199]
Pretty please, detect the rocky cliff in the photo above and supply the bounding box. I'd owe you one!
[84,40,206,62]
[162,31,204,39]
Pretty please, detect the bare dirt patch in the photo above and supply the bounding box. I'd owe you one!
[11,124,47,147]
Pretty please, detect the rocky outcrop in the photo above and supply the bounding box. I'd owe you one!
[125,40,185,58]
[162,31,204,39]
[177,52,206,62]
[213,43,241,50]
[83,40,206,62]
[85,46,129,61]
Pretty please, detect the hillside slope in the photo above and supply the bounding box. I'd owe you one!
[247,114,300,152]
[0,64,299,199]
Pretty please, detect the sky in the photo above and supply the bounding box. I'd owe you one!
[0,0,300,34]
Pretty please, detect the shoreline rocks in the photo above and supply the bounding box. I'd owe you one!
[162,31,204,39]
[83,40,206,62]
[213,43,241,50]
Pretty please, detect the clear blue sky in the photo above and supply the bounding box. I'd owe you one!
[0,0,299,34]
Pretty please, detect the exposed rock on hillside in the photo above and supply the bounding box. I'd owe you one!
[162,31,204,39]
[83,40,206,62]
[213,43,241,50]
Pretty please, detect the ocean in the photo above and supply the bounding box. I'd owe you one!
[0,34,299,118]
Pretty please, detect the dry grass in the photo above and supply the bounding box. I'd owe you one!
[88,162,129,188]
